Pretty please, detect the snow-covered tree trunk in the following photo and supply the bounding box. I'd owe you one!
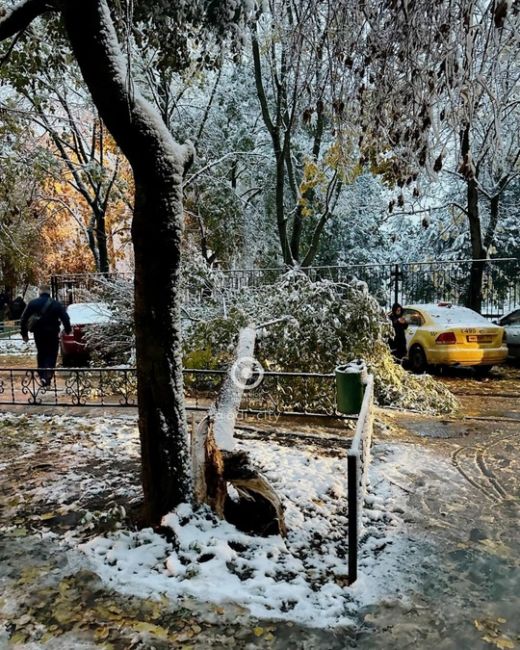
[60,0,193,522]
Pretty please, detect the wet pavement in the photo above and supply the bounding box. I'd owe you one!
[363,365,520,649]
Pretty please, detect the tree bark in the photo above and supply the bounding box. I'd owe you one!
[94,208,110,274]
[466,175,485,313]
[61,0,193,523]
[86,216,101,272]
[460,125,485,313]
[251,27,292,265]
[484,193,500,252]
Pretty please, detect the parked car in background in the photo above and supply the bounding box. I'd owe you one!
[498,307,520,360]
[60,302,111,366]
[401,303,508,375]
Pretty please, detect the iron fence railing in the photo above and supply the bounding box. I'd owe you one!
[0,320,21,337]
[0,366,342,417]
[347,374,375,584]
[50,258,520,317]
[398,258,520,317]
[217,259,519,317]
[50,272,133,305]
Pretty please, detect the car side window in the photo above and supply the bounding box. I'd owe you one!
[403,309,424,326]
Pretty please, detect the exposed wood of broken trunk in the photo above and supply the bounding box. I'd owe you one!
[192,326,287,537]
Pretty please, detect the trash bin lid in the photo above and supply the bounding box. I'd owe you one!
[335,359,366,374]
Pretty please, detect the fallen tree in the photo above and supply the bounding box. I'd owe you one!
[192,325,287,537]
[186,271,459,414]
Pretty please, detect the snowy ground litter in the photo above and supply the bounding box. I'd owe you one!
[0,335,35,355]
[0,412,425,632]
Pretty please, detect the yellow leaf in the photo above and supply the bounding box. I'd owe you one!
[54,603,79,626]
[95,627,110,641]
[483,635,515,649]
[40,512,56,520]
[254,626,265,637]
[130,621,169,640]
[11,527,27,537]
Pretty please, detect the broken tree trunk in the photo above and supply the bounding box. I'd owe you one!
[192,325,287,537]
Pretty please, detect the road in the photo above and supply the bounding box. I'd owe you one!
[358,364,520,649]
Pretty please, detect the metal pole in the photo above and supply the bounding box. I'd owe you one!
[50,275,57,300]
[392,263,401,306]
[347,453,359,585]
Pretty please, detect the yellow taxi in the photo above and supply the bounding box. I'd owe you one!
[402,303,508,375]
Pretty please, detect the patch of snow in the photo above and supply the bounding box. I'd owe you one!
[78,435,411,628]
[0,333,35,355]
[2,411,461,630]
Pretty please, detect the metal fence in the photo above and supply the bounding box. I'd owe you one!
[347,374,375,584]
[50,272,133,304]
[50,257,519,317]
[0,320,21,337]
[0,366,341,417]
[217,258,519,317]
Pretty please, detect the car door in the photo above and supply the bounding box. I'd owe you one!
[500,309,520,350]
[402,309,425,349]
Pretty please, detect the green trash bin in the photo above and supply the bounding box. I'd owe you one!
[335,360,367,415]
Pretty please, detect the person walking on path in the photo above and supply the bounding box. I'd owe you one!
[389,302,408,360]
[20,285,71,386]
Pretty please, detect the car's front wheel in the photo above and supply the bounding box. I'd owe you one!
[409,345,428,373]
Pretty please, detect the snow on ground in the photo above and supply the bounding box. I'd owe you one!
[73,426,411,628]
[0,412,431,631]
[0,334,35,355]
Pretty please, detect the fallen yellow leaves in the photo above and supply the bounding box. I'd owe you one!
[483,637,515,650]
[474,618,516,649]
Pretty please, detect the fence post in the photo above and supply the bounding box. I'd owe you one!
[347,452,359,585]
[50,275,58,300]
[391,263,402,306]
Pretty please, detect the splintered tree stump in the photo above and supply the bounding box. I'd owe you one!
[191,325,287,537]
[223,452,287,537]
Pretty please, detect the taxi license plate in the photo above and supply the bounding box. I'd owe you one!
[467,335,492,343]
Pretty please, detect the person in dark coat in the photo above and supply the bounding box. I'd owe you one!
[389,302,408,360]
[20,284,71,386]
[9,296,26,320]
[0,291,9,328]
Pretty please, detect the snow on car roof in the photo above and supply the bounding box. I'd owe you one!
[66,302,111,325]
[405,304,490,327]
